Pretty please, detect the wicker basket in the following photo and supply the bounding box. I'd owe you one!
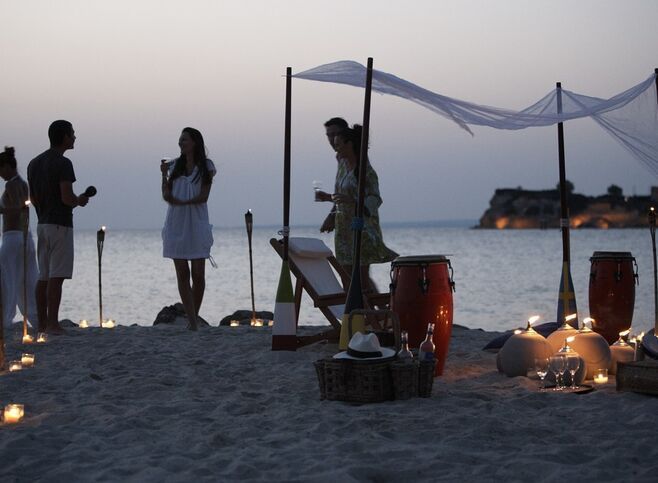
[616,360,658,395]
[315,357,395,403]
[314,309,436,402]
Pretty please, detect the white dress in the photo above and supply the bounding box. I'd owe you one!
[162,160,215,260]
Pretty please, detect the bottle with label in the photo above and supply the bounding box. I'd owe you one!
[397,330,414,363]
[418,323,436,362]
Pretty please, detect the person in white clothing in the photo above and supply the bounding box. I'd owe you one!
[161,127,215,331]
[0,146,39,329]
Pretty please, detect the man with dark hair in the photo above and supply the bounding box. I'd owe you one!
[318,117,349,233]
[0,146,39,329]
[27,120,90,334]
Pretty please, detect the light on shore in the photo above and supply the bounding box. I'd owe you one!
[3,404,24,424]
[21,353,35,367]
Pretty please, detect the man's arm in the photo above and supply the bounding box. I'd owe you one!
[60,181,88,207]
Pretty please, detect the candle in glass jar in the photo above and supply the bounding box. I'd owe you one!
[36,333,47,343]
[3,404,24,424]
[22,334,34,344]
[21,353,35,367]
[79,319,89,328]
[8,361,22,372]
[593,368,609,384]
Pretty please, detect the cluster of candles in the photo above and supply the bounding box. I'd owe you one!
[229,319,274,327]
[79,319,116,329]
[22,333,47,344]
[8,354,35,372]
[500,313,646,389]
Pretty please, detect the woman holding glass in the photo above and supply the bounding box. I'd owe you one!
[329,125,397,292]
[161,127,215,331]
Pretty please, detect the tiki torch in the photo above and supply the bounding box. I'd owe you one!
[245,210,259,326]
[97,226,105,327]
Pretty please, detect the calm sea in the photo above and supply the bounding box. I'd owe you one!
[35,224,658,334]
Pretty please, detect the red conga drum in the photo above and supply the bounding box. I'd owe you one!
[589,251,638,344]
[390,255,455,376]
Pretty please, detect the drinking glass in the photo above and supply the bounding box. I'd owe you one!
[566,354,580,390]
[534,357,549,390]
[549,355,566,391]
[313,180,322,201]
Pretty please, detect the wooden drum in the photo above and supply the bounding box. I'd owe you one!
[390,255,455,376]
[589,251,638,344]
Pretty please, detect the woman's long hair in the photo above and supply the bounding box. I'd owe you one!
[337,124,369,181]
[169,127,213,186]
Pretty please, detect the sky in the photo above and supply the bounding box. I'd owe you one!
[1,0,657,229]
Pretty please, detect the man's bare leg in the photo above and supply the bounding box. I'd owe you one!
[46,277,65,334]
[35,280,48,332]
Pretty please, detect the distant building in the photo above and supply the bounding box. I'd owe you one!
[478,186,655,229]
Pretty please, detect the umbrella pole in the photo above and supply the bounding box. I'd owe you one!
[339,57,374,349]
[272,66,297,350]
[555,82,578,328]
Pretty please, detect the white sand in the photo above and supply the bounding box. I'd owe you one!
[1,323,657,482]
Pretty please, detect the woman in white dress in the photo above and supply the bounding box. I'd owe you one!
[161,127,215,331]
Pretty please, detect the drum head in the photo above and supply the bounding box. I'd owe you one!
[590,251,634,261]
[392,255,449,266]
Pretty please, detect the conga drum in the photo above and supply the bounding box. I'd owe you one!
[589,251,638,344]
[390,255,455,376]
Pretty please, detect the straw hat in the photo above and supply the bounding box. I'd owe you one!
[333,332,396,360]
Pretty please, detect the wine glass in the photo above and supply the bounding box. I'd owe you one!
[566,354,580,390]
[534,357,549,390]
[549,355,566,391]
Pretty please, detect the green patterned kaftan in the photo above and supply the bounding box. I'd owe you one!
[334,160,398,266]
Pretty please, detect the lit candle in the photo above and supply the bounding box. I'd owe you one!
[230,320,240,327]
[102,319,115,329]
[22,334,34,344]
[268,320,274,327]
[21,353,35,367]
[79,319,89,328]
[593,368,609,384]
[36,333,47,343]
[3,404,24,424]
[253,319,264,327]
[8,361,23,372]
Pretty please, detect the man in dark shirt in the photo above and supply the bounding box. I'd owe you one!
[27,120,89,334]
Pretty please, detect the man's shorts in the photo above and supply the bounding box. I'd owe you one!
[37,224,74,280]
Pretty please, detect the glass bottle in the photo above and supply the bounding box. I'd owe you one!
[418,323,436,362]
[397,330,414,363]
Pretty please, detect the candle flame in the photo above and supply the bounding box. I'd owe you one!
[101,226,106,231]
[25,199,31,206]
[513,329,522,335]
[528,315,540,325]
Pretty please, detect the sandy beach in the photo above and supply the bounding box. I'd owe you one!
[1,322,658,482]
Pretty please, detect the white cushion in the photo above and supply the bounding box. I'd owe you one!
[288,237,333,258]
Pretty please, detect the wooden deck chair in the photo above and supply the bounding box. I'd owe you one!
[269,237,390,346]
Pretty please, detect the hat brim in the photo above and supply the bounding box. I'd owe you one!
[333,347,396,360]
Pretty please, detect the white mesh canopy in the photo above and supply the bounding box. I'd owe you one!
[294,61,658,175]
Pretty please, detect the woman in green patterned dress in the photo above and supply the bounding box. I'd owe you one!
[332,125,397,292]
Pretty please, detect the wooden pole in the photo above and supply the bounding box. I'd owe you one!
[654,68,658,333]
[22,204,29,338]
[283,67,292,260]
[556,82,578,327]
[339,57,374,349]
[0,276,4,370]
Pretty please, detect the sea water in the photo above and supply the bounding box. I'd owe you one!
[32,224,657,333]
